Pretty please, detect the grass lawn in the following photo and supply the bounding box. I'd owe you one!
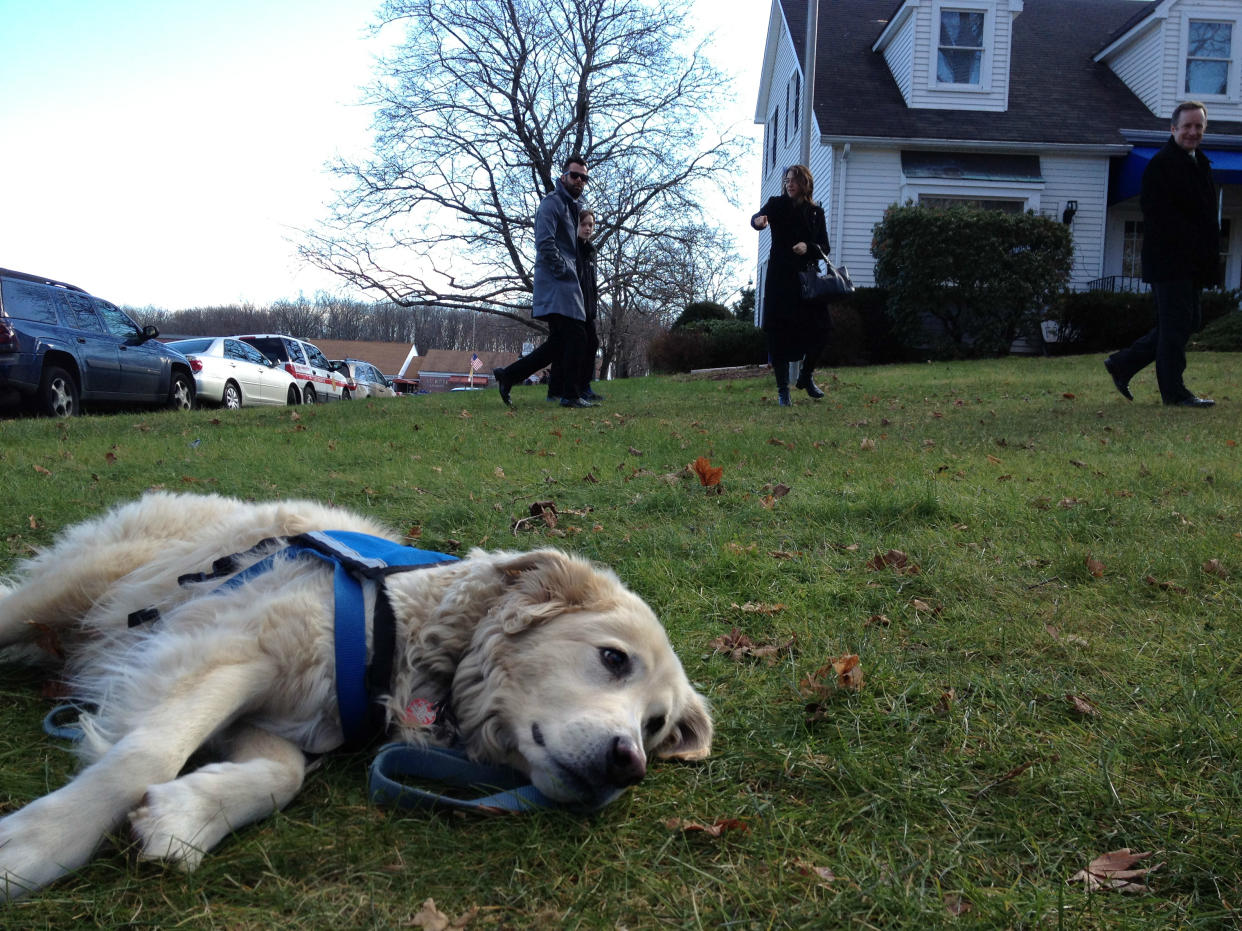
[1,352,1239,929]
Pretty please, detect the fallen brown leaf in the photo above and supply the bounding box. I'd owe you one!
[665,818,748,838]
[411,896,477,930]
[732,602,786,615]
[709,627,795,662]
[867,549,920,575]
[800,654,864,696]
[1202,558,1229,578]
[943,893,973,916]
[1144,575,1187,594]
[1068,848,1163,894]
[1085,556,1105,578]
[1066,693,1099,716]
[691,456,722,487]
[32,464,52,476]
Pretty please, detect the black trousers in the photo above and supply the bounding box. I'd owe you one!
[505,314,587,399]
[1108,280,1201,403]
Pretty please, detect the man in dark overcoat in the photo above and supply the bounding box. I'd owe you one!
[1105,101,1219,407]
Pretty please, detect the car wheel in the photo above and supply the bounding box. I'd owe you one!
[39,365,79,417]
[167,371,195,411]
[286,384,300,405]
[302,385,317,404]
[223,381,242,409]
[341,388,352,400]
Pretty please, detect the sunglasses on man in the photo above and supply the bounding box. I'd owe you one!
[566,170,589,183]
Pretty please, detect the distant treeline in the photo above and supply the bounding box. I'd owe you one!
[133,296,541,353]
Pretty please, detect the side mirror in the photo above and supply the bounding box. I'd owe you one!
[142,324,160,341]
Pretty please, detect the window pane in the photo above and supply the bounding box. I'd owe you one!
[938,49,981,84]
[1187,60,1229,95]
[1189,21,1232,58]
[940,11,983,47]
[94,300,141,339]
[1,280,61,324]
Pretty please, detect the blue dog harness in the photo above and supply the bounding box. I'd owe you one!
[47,532,567,812]
[176,530,458,749]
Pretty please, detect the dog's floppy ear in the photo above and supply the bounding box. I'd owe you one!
[489,549,603,634]
[654,690,713,761]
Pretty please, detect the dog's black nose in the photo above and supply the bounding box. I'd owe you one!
[606,736,647,787]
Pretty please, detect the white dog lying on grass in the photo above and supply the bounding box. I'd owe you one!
[0,492,712,900]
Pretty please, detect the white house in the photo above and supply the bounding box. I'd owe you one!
[754,0,1242,323]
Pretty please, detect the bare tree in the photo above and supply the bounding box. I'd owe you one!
[299,0,745,347]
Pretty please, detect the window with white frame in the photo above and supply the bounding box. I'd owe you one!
[770,107,780,171]
[937,8,986,85]
[1186,20,1233,96]
[1122,220,1144,278]
[790,73,800,136]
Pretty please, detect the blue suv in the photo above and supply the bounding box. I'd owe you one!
[0,268,195,416]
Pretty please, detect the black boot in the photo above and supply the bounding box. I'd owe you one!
[774,362,791,407]
[795,368,824,399]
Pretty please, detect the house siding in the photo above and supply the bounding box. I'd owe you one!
[1108,20,1165,115]
[1038,155,1110,287]
[882,12,917,103]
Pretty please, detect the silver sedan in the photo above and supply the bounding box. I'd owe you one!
[166,337,301,408]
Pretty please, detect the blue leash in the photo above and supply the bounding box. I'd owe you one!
[368,743,559,812]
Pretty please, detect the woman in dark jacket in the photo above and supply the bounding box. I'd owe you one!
[751,164,832,406]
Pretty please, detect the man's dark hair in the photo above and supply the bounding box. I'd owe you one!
[562,155,588,173]
[1172,101,1208,125]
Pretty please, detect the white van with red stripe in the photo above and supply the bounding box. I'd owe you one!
[237,334,352,403]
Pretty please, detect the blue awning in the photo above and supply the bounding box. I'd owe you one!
[1111,145,1242,203]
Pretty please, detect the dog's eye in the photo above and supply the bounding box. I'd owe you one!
[644,714,666,738]
[598,647,629,675]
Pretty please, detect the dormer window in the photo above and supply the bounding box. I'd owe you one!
[937,8,985,84]
[1185,20,1233,96]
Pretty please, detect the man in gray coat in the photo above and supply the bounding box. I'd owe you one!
[494,156,594,407]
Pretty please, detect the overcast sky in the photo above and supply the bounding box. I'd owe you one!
[0,0,770,310]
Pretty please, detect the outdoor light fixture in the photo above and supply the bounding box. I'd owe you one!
[1062,200,1078,225]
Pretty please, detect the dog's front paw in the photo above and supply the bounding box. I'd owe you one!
[129,782,218,871]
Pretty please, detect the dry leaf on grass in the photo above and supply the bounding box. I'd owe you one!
[1066,693,1099,716]
[710,627,795,662]
[731,602,786,615]
[665,817,749,838]
[1144,575,1187,594]
[1085,556,1105,578]
[867,549,920,575]
[411,897,477,930]
[690,456,723,487]
[1068,848,1163,894]
[800,654,863,697]
[943,893,973,916]
[1202,558,1229,578]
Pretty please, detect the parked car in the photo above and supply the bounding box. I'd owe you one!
[166,337,302,408]
[0,267,195,416]
[330,359,396,398]
[235,334,351,403]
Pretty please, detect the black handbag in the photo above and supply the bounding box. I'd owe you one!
[799,259,854,304]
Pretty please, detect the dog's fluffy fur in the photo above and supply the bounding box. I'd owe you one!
[0,492,711,899]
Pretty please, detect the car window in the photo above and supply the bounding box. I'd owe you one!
[234,341,269,365]
[304,343,330,370]
[224,340,251,361]
[93,300,143,339]
[63,293,105,333]
[243,337,288,363]
[1,279,62,324]
[169,338,214,354]
[284,339,307,365]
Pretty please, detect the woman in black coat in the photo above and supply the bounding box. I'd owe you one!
[751,164,832,405]
[576,208,604,402]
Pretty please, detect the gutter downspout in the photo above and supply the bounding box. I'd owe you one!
[799,0,818,167]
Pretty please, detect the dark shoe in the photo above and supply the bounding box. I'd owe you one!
[545,395,562,403]
[795,373,824,399]
[778,388,791,407]
[582,388,605,402]
[1167,396,1215,408]
[1103,357,1132,401]
[493,368,512,406]
[560,397,596,408]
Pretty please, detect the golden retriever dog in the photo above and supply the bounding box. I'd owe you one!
[0,492,712,900]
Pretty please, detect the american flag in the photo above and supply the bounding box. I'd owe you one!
[470,352,482,372]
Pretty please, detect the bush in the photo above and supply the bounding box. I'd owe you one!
[671,301,732,330]
[1192,307,1242,352]
[1049,287,1240,354]
[1049,290,1155,354]
[871,205,1073,358]
[647,319,766,373]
